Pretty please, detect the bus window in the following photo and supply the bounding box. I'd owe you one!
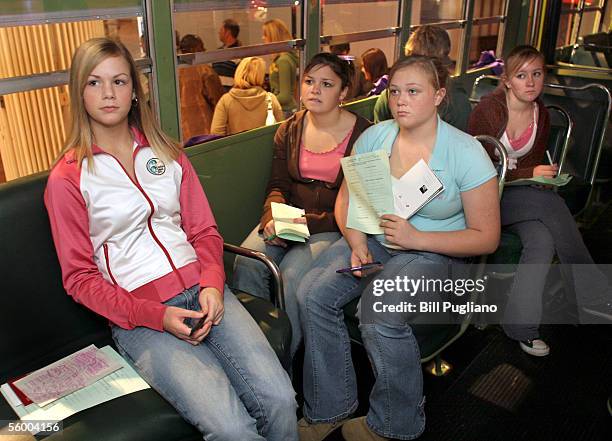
[173,1,303,141]
[412,0,463,24]
[322,0,399,36]
[0,16,152,182]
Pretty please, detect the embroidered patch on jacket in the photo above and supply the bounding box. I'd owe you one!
[146,158,166,175]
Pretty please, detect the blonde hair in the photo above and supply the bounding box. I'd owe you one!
[404,25,451,66]
[263,19,292,43]
[233,57,266,89]
[389,56,448,98]
[58,37,180,169]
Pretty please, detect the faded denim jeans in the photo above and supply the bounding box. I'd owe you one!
[500,186,611,340]
[112,285,298,441]
[297,237,461,440]
[232,225,341,358]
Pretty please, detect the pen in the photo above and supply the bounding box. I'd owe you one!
[264,234,277,241]
[336,262,383,273]
[546,150,553,165]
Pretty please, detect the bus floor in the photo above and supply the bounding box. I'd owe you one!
[292,199,612,441]
[291,324,611,441]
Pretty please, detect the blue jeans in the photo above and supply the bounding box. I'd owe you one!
[112,285,298,441]
[297,237,460,440]
[232,225,341,357]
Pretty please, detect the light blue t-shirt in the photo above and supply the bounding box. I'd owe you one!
[353,117,496,242]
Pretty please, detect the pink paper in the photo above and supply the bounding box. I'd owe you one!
[14,345,121,406]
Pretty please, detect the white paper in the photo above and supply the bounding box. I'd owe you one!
[1,346,150,434]
[391,159,444,219]
[0,383,22,407]
[271,202,310,242]
[341,150,395,234]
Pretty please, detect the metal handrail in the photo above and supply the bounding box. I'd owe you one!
[0,57,152,95]
[223,242,285,311]
[543,82,611,185]
[320,27,400,46]
[549,62,612,75]
[177,40,305,67]
[577,42,612,52]
[545,104,573,174]
[475,135,508,199]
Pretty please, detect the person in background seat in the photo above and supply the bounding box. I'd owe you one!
[210,57,283,136]
[330,42,369,100]
[361,48,389,97]
[45,37,298,441]
[468,45,612,357]
[213,18,242,91]
[232,53,371,361]
[262,19,299,118]
[373,25,472,131]
[177,34,224,141]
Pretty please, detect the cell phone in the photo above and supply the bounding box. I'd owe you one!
[336,261,383,274]
[189,316,207,337]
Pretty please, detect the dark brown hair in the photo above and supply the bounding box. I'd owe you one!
[222,19,240,39]
[305,52,353,90]
[361,48,389,82]
[179,34,204,54]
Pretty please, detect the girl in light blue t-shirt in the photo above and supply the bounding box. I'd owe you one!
[296,56,500,441]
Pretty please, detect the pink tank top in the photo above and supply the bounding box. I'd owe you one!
[504,104,538,151]
[299,128,353,183]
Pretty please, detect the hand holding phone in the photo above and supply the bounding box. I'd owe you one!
[336,261,383,274]
[189,315,207,337]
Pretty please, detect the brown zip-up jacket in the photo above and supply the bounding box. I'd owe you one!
[467,88,550,180]
[259,109,372,233]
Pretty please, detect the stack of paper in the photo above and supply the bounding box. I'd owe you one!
[1,346,150,434]
[271,202,311,242]
[13,345,122,407]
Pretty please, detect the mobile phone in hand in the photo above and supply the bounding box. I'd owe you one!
[189,316,207,337]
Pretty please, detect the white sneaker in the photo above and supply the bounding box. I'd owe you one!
[519,338,550,357]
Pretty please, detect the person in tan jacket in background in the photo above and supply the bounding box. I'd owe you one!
[177,35,224,141]
[210,57,283,136]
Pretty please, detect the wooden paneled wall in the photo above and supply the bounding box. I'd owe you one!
[0,21,104,181]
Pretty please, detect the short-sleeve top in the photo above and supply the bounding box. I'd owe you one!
[353,117,496,243]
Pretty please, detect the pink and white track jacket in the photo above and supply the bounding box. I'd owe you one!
[44,128,225,331]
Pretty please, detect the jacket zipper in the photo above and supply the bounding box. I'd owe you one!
[109,151,188,290]
[103,243,118,285]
